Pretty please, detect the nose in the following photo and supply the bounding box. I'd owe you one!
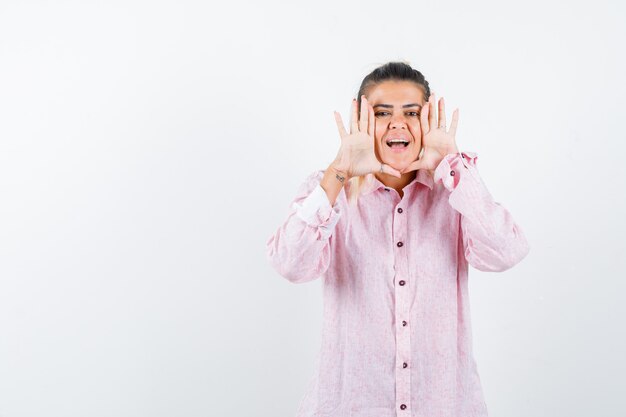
[389,114,408,130]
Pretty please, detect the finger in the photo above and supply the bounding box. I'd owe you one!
[438,97,446,129]
[420,100,430,135]
[448,108,459,137]
[368,103,375,138]
[334,111,348,139]
[359,95,368,133]
[382,164,402,178]
[428,93,437,129]
[350,98,358,134]
[401,159,423,174]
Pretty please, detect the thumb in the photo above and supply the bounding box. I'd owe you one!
[401,159,424,174]
[382,164,402,178]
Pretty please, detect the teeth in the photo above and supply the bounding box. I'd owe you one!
[386,139,410,147]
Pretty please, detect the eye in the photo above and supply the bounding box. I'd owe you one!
[375,111,420,117]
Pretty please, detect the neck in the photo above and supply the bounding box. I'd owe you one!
[375,170,417,194]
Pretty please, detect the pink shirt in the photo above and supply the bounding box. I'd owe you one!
[266,151,530,417]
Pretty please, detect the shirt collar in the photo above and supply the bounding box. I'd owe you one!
[361,169,433,195]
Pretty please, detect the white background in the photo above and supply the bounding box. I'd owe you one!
[1,0,625,416]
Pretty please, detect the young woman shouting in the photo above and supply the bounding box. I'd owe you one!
[266,61,530,417]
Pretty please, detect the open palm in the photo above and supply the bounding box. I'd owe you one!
[402,94,460,174]
[333,96,401,179]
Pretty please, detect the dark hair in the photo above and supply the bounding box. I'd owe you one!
[356,61,431,117]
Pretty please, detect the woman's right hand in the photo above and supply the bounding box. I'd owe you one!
[332,95,402,179]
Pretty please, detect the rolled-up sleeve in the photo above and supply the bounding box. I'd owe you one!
[266,170,341,283]
[434,151,530,272]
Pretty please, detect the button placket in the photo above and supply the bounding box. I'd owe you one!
[393,199,411,413]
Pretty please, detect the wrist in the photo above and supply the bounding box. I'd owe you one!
[437,146,459,158]
[329,165,349,184]
[329,161,349,175]
[433,146,460,167]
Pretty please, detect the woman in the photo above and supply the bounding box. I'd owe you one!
[266,62,530,417]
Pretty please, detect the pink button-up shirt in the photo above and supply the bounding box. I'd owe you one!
[266,151,530,417]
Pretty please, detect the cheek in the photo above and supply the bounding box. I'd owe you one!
[409,121,422,138]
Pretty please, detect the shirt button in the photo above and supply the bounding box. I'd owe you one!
[397,241,403,247]
[450,170,455,176]
[399,280,406,286]
[384,188,390,192]
[402,320,407,326]
[400,404,407,410]
[397,207,403,213]
[403,362,408,368]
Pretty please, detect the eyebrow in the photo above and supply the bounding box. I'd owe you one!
[372,103,422,109]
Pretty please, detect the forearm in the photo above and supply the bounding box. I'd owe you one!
[434,151,530,271]
[320,163,347,207]
[266,170,342,283]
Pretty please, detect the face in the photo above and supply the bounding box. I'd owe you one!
[366,80,425,173]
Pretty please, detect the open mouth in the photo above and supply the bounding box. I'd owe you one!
[386,139,410,148]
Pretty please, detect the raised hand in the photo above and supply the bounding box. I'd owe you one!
[401,93,460,175]
[332,95,402,179]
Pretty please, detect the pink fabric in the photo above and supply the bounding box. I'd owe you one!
[266,151,530,417]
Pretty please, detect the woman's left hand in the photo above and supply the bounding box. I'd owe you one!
[402,93,460,175]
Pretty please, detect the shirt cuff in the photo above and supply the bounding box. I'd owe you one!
[433,151,479,191]
[291,183,341,239]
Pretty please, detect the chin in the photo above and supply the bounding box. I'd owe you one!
[383,159,410,173]
[377,146,420,173]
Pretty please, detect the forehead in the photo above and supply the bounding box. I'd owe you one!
[367,80,425,105]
